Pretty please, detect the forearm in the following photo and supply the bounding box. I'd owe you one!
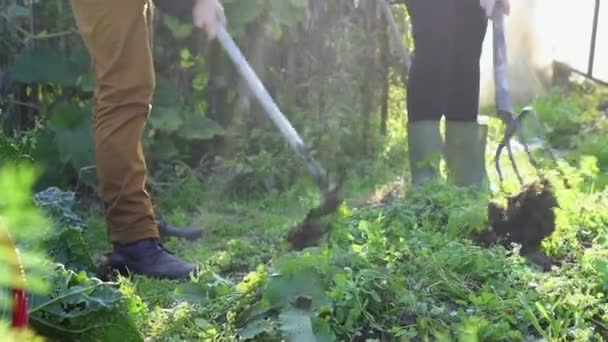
[152,0,195,21]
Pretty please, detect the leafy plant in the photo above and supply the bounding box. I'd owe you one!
[28,265,144,342]
[34,187,87,230]
[0,162,52,300]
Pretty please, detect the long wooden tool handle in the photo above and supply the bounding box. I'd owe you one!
[216,27,328,190]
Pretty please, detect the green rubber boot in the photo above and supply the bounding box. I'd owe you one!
[444,119,489,189]
[407,121,443,186]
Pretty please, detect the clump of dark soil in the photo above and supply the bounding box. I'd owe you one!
[475,178,559,271]
[286,181,344,251]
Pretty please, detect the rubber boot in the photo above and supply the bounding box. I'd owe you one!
[407,121,443,186]
[110,238,198,280]
[156,216,204,242]
[444,120,489,189]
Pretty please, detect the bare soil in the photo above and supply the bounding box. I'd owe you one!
[475,178,559,271]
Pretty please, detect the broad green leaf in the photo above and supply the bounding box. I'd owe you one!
[153,77,181,107]
[69,48,95,92]
[68,47,92,74]
[237,318,275,339]
[270,0,306,27]
[180,48,196,69]
[46,227,95,273]
[535,302,552,321]
[9,49,78,86]
[163,15,192,39]
[192,72,207,91]
[263,268,331,312]
[53,125,93,168]
[0,135,25,163]
[28,265,142,341]
[34,186,87,230]
[50,102,89,131]
[312,318,336,342]
[48,103,94,170]
[93,312,144,342]
[173,270,233,304]
[279,307,316,342]
[5,4,30,18]
[149,106,183,134]
[223,0,266,37]
[178,115,225,140]
[149,134,180,160]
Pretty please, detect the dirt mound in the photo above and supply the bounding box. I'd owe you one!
[475,178,559,271]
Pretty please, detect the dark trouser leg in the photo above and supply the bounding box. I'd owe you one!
[406,0,454,123]
[444,0,488,122]
[405,0,453,185]
[443,0,490,188]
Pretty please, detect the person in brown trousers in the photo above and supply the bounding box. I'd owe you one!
[69,0,225,280]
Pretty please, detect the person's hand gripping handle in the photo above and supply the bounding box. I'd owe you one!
[193,0,225,39]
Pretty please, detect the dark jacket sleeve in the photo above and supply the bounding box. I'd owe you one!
[152,0,195,21]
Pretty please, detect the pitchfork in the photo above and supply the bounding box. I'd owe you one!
[491,2,543,187]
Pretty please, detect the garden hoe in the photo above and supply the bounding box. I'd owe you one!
[216,27,344,251]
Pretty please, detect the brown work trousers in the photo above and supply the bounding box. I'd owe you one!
[70,0,159,243]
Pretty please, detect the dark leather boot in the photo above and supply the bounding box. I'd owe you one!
[110,238,198,280]
[156,216,204,241]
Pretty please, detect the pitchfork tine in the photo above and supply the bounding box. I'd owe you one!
[495,142,506,183]
[506,138,524,186]
[496,110,522,186]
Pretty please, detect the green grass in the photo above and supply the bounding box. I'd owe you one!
[54,85,608,341]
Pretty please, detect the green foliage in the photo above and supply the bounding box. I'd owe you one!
[532,89,587,148]
[0,163,51,296]
[146,77,225,160]
[0,321,45,342]
[514,86,608,192]
[34,186,95,273]
[0,162,145,340]
[221,0,307,37]
[164,175,605,341]
[9,48,81,86]
[34,187,87,230]
[2,1,608,341]
[28,265,144,342]
[0,134,24,162]
[29,185,144,340]
[45,227,95,273]
[0,122,39,164]
[2,0,405,193]
[47,101,94,173]
[112,118,608,340]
